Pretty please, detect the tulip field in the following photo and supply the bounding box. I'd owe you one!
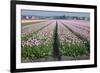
[21,20,90,63]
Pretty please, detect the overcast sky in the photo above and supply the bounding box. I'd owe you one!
[21,10,90,17]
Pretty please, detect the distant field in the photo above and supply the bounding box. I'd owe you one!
[21,19,46,26]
